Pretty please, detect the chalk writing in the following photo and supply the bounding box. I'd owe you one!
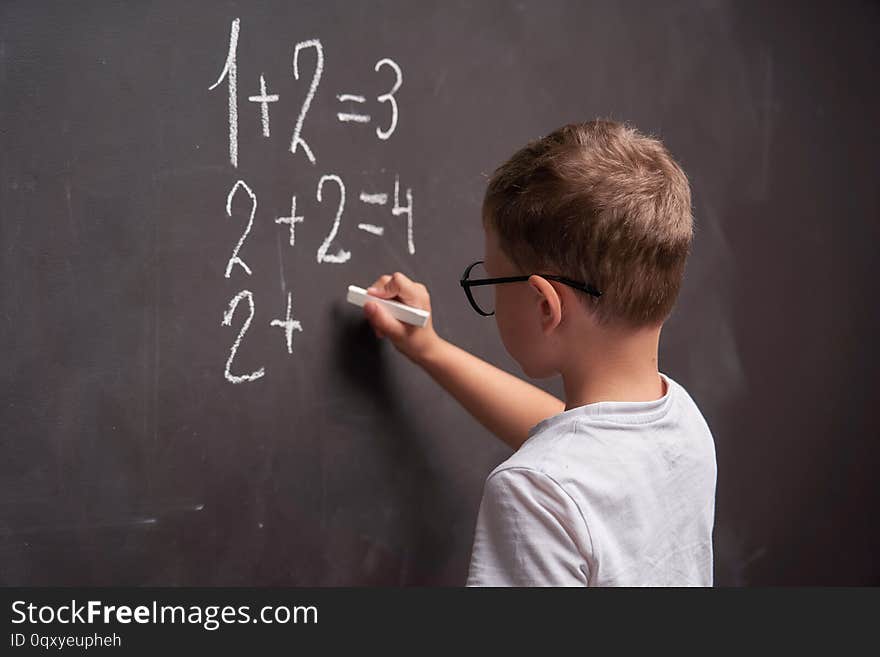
[392,175,415,255]
[290,39,323,164]
[316,174,351,264]
[222,290,265,383]
[270,292,303,354]
[357,223,384,236]
[375,58,402,140]
[208,18,240,167]
[337,94,370,123]
[276,195,304,247]
[209,19,417,382]
[248,74,279,138]
[359,192,387,205]
[224,179,257,278]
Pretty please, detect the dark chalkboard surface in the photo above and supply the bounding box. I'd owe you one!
[2,1,878,585]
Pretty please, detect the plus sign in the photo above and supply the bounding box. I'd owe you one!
[275,195,304,246]
[247,73,279,137]
[270,293,303,354]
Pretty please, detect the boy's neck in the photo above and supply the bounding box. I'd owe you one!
[560,324,665,411]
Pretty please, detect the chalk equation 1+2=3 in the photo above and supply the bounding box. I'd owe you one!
[209,18,404,169]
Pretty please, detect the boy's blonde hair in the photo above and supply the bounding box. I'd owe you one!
[482,120,693,328]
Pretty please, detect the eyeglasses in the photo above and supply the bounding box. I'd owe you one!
[460,260,602,317]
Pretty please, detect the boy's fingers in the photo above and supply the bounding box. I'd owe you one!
[369,272,425,307]
[367,274,393,295]
[363,301,404,340]
[366,273,397,298]
[366,304,385,338]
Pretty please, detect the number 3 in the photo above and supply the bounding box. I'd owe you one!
[375,58,402,140]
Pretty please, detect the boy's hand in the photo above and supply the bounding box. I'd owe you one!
[362,272,440,363]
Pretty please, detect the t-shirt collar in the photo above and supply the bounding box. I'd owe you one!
[527,372,676,438]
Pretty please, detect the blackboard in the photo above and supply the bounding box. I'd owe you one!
[2,1,878,585]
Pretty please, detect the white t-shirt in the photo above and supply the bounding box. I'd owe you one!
[467,371,717,587]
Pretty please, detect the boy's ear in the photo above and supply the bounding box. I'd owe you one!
[528,275,563,334]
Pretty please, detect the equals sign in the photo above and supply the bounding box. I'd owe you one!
[337,94,370,123]
[357,191,387,236]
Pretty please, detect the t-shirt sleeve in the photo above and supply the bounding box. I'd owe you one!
[466,467,592,587]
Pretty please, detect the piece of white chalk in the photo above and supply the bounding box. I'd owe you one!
[347,285,430,327]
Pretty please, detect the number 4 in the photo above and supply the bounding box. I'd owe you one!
[392,175,414,255]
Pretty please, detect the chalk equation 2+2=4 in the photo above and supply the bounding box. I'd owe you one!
[208,18,416,384]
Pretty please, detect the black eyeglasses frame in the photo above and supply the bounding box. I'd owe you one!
[459,260,603,317]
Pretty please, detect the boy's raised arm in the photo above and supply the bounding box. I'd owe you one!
[414,337,565,450]
[362,272,564,451]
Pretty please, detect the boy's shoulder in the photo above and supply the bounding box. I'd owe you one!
[487,372,715,488]
[489,416,583,481]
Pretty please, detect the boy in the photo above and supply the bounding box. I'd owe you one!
[362,120,717,586]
